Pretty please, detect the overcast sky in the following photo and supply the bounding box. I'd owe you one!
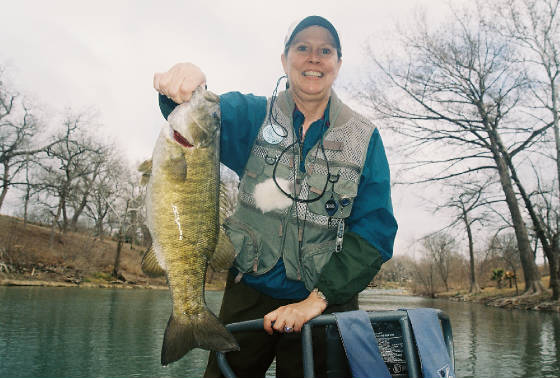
[0,0,469,256]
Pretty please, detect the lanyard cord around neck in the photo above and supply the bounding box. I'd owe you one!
[271,115,332,204]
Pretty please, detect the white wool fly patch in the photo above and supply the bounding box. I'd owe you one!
[254,178,292,213]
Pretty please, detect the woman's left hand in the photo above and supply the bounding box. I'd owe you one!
[263,290,328,335]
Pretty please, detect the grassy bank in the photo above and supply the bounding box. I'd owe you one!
[435,276,560,312]
[0,214,227,291]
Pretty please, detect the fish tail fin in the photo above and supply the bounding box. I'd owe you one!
[161,308,239,365]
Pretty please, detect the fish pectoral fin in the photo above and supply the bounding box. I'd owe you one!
[141,246,166,277]
[164,156,187,182]
[209,229,236,272]
[161,309,239,365]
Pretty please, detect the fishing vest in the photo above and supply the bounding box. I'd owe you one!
[223,90,376,291]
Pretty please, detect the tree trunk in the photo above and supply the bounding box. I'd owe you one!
[0,162,9,211]
[49,201,63,248]
[113,232,123,279]
[23,187,30,229]
[501,144,556,298]
[71,196,88,231]
[550,236,560,301]
[464,208,481,294]
[71,168,100,231]
[113,199,130,278]
[62,197,69,233]
[96,220,104,240]
[549,254,559,301]
[551,76,560,302]
[492,147,543,294]
[552,79,559,207]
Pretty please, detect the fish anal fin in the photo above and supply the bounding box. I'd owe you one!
[209,229,235,272]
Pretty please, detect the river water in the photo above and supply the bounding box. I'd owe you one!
[0,287,558,378]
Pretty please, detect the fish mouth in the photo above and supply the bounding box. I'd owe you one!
[173,129,193,148]
[303,71,323,78]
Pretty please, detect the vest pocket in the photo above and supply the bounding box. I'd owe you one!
[306,174,358,219]
[301,239,336,290]
[223,218,261,273]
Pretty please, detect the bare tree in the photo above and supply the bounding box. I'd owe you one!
[435,180,500,293]
[0,70,57,211]
[84,155,126,239]
[412,257,439,298]
[422,233,457,292]
[38,112,99,247]
[68,141,110,231]
[362,5,545,294]
[486,0,560,300]
[106,166,145,278]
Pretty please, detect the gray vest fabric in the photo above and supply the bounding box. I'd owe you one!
[224,90,376,291]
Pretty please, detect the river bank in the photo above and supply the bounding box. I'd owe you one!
[435,282,560,313]
[3,272,559,311]
[0,277,167,290]
[0,271,227,291]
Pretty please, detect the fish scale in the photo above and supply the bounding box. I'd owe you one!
[145,88,238,366]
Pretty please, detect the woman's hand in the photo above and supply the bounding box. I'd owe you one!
[153,62,206,104]
[263,290,328,335]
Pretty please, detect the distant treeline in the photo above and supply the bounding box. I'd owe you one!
[0,69,149,249]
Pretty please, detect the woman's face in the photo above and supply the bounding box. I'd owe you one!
[281,26,342,104]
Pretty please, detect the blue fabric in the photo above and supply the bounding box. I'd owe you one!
[406,308,455,378]
[334,310,391,378]
[237,259,309,300]
[218,92,267,176]
[292,103,330,172]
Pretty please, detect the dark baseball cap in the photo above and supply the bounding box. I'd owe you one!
[284,16,342,58]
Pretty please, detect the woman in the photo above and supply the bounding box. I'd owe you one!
[154,15,397,378]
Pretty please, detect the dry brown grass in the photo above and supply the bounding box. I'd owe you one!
[0,214,165,286]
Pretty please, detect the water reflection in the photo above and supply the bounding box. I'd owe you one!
[359,290,560,378]
[1,287,558,378]
[0,287,219,378]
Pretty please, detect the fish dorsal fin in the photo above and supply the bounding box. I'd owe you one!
[138,159,153,185]
[141,246,166,277]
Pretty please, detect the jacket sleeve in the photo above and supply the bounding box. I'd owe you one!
[159,93,178,120]
[315,128,398,305]
[158,92,267,177]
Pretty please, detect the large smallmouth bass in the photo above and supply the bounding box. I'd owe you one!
[144,88,239,365]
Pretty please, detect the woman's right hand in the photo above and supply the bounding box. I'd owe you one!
[153,62,206,104]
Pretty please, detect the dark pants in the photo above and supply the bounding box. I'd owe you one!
[204,271,358,378]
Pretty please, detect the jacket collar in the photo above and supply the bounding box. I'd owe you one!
[277,89,352,129]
